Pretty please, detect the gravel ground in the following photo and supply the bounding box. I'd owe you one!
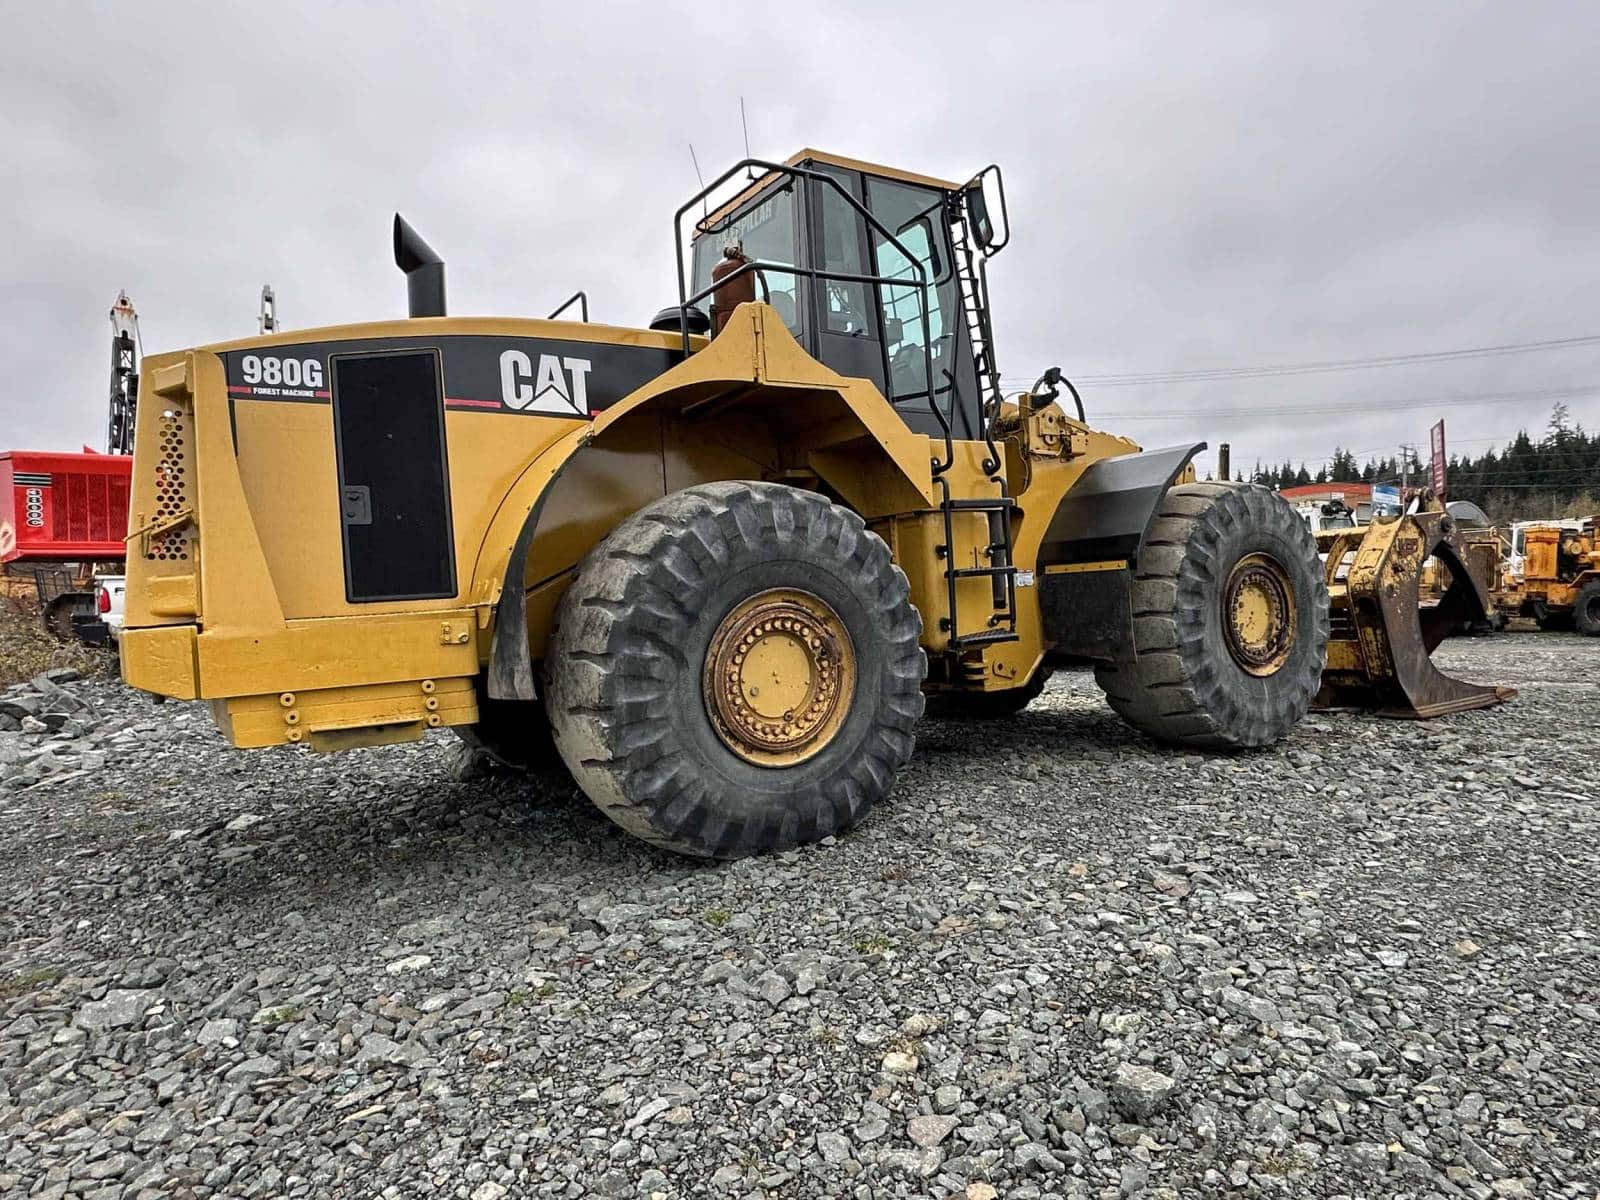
[1,633,1596,1200]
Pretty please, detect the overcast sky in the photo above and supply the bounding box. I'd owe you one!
[5,2,1599,482]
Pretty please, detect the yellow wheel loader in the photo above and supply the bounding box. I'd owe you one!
[122,149,1453,858]
[1503,518,1600,634]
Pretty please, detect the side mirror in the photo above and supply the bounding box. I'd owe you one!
[964,165,1009,254]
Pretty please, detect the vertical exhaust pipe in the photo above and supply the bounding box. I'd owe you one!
[1218,442,1231,481]
[393,214,446,318]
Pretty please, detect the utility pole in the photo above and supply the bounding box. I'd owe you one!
[1398,442,1419,498]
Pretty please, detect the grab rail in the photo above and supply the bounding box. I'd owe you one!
[672,158,954,476]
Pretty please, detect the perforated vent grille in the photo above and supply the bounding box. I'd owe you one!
[147,411,192,561]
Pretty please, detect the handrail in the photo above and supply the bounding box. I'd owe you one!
[673,157,954,476]
[547,291,588,322]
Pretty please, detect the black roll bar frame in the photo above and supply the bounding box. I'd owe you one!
[672,158,954,476]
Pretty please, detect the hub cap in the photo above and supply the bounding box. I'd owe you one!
[1222,553,1296,676]
[703,588,856,767]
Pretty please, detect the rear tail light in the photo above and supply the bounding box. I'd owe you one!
[97,587,111,614]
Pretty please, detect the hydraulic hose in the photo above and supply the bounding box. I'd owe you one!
[1030,366,1085,423]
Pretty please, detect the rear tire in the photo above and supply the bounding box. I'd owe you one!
[1575,581,1600,637]
[1093,482,1328,750]
[544,481,925,859]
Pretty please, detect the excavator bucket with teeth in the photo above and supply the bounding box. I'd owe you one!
[1313,509,1516,718]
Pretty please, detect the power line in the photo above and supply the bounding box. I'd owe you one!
[1064,382,1600,422]
[1000,332,1600,389]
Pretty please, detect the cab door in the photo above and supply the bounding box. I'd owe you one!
[804,165,888,397]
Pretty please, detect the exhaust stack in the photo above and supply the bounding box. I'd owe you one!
[393,214,446,318]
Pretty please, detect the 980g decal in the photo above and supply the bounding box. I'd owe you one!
[240,354,326,392]
[224,335,680,416]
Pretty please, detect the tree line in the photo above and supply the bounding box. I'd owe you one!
[1236,403,1600,520]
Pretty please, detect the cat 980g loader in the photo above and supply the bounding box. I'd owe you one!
[122,149,1478,858]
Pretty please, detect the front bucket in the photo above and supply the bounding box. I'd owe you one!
[1313,511,1516,719]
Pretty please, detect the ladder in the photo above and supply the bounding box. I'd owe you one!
[934,201,1018,649]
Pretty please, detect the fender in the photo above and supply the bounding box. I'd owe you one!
[1036,442,1204,662]
[475,303,937,700]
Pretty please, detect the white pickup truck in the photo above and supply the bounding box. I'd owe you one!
[95,574,126,643]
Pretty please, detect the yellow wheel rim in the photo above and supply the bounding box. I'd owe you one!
[703,588,857,767]
[1222,553,1296,676]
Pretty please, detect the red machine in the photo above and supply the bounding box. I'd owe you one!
[1,450,132,565]
[0,293,144,642]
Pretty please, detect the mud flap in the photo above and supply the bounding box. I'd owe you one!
[487,458,578,702]
[1314,512,1516,718]
[1038,443,1203,661]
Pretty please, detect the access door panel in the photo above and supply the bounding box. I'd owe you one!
[331,350,456,602]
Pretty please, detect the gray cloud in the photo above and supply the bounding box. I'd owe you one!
[5,2,1598,483]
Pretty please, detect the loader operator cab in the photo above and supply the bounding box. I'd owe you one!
[679,151,1008,442]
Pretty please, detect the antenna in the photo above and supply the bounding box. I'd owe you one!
[740,96,754,178]
[688,142,709,227]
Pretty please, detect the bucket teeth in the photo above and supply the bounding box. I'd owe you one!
[1313,511,1515,719]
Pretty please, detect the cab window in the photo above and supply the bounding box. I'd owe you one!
[691,184,803,337]
[865,178,951,403]
[815,169,871,336]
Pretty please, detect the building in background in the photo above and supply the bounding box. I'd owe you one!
[1280,482,1374,524]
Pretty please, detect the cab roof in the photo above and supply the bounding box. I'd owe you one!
[698,149,965,235]
[786,148,964,193]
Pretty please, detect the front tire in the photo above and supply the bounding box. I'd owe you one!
[544,481,925,859]
[1093,483,1329,749]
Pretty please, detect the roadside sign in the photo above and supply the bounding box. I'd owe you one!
[1430,420,1447,496]
[1371,484,1401,515]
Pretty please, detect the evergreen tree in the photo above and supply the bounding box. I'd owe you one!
[1252,405,1598,517]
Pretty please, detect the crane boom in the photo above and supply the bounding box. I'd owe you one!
[107,291,140,455]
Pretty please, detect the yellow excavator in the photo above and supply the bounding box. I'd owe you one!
[117,149,1507,858]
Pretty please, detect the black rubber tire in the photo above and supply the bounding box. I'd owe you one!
[1092,482,1329,750]
[1532,600,1573,632]
[926,668,1053,718]
[544,481,926,859]
[1574,581,1600,637]
[42,592,95,643]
